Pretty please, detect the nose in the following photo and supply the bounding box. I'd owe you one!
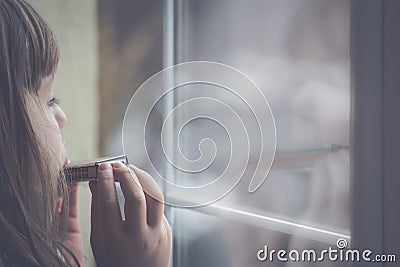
[55,106,67,129]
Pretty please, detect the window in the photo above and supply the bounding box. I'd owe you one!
[97,0,399,266]
[162,1,351,266]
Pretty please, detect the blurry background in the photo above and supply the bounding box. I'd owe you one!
[31,0,350,266]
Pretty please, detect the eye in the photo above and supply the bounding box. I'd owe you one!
[47,97,61,108]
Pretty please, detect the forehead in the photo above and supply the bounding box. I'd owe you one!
[38,75,54,95]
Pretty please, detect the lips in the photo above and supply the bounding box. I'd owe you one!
[63,154,70,168]
[60,155,70,180]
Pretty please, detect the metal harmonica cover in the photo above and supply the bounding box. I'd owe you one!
[63,155,128,182]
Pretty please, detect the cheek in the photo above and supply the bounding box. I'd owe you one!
[45,117,64,149]
[25,95,67,169]
[41,110,67,165]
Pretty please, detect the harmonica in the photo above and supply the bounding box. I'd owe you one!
[63,155,128,182]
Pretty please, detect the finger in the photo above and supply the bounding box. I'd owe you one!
[68,183,79,218]
[58,183,79,227]
[128,165,165,228]
[162,215,172,248]
[89,182,101,249]
[97,163,122,232]
[112,162,147,232]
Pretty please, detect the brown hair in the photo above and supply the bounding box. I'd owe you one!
[0,0,78,266]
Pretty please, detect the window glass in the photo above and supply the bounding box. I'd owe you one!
[170,0,350,266]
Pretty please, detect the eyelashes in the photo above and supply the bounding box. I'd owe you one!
[48,97,61,107]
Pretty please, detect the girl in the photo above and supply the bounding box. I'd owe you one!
[0,0,172,266]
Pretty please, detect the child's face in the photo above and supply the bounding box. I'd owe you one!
[36,75,68,171]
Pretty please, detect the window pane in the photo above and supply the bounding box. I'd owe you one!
[171,0,350,266]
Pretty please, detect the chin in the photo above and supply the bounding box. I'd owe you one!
[55,150,69,173]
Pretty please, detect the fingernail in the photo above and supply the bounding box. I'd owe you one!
[99,162,111,171]
[113,161,123,168]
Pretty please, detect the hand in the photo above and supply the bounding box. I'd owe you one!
[89,162,172,267]
[59,183,84,266]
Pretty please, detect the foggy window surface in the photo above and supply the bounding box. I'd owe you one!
[170,1,350,266]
